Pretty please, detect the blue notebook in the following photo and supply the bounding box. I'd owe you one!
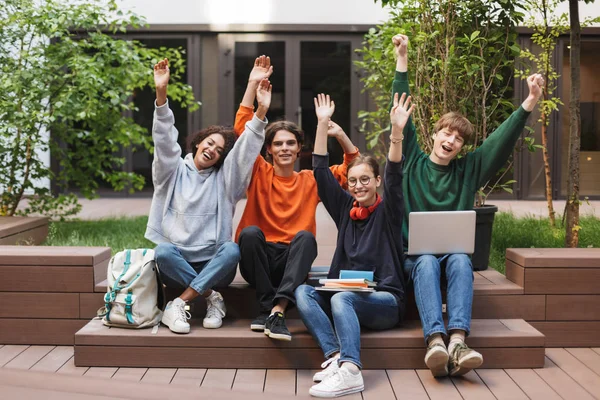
[339,270,374,281]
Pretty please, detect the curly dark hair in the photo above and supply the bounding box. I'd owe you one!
[188,126,237,169]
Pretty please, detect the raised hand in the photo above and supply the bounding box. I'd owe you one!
[248,55,273,84]
[392,34,408,59]
[390,92,414,129]
[327,120,345,139]
[255,79,272,121]
[154,58,170,89]
[527,73,544,100]
[314,93,335,122]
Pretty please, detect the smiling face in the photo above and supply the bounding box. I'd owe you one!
[194,133,225,170]
[267,130,300,168]
[347,163,381,207]
[429,128,465,165]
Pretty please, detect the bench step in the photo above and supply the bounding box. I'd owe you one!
[74,318,545,369]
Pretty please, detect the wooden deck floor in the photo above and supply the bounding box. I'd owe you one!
[2,345,600,399]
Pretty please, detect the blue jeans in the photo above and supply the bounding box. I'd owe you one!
[295,284,399,369]
[403,254,473,341]
[154,242,239,295]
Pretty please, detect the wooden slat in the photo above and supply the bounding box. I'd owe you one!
[74,345,544,369]
[546,348,600,398]
[594,348,600,356]
[0,225,48,246]
[0,216,48,237]
[476,269,524,293]
[0,319,87,345]
[264,369,296,396]
[451,370,495,400]
[535,356,595,399]
[170,368,206,387]
[0,384,115,400]
[475,369,528,399]
[56,356,89,376]
[0,266,93,292]
[3,345,54,370]
[0,368,297,400]
[112,367,148,382]
[505,248,600,268]
[84,367,117,378]
[504,368,562,400]
[80,293,105,318]
[416,369,462,400]
[201,368,236,389]
[566,348,600,376]
[232,369,265,392]
[75,318,544,349]
[0,292,80,318]
[0,345,28,367]
[531,321,600,347]
[361,370,395,400]
[505,259,525,288]
[30,346,74,373]
[295,369,320,400]
[386,370,428,400]
[524,268,600,294]
[546,295,600,320]
[471,295,545,320]
[140,368,177,384]
[0,246,111,266]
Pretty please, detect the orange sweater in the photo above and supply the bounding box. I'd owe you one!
[234,105,359,244]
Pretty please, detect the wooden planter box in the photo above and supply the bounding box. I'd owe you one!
[0,216,49,245]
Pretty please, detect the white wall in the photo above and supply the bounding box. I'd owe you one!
[118,0,391,26]
[115,0,599,27]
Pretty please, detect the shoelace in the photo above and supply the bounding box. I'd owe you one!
[321,355,340,369]
[206,301,225,319]
[175,303,191,322]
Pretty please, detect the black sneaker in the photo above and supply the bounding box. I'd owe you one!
[264,312,292,341]
[250,312,270,332]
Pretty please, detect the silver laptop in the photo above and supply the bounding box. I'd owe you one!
[407,211,476,255]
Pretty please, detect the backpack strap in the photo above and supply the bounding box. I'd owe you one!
[125,290,135,325]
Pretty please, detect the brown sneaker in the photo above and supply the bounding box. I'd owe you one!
[424,342,449,377]
[448,342,483,376]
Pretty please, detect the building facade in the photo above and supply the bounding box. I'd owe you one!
[78,0,600,199]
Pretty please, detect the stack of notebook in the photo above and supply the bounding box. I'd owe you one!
[316,270,376,292]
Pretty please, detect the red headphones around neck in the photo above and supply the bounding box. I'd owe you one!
[349,194,382,221]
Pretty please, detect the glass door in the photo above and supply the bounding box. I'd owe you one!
[219,34,365,170]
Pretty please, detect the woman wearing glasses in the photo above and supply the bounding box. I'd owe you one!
[294,92,412,398]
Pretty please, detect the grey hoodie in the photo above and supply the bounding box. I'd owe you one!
[145,100,266,262]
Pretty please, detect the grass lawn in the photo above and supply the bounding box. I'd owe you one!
[43,213,600,274]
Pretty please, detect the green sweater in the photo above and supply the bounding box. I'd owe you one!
[391,71,531,251]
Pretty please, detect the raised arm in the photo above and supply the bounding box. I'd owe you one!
[390,34,422,162]
[472,73,544,187]
[223,79,272,200]
[313,94,353,224]
[152,58,182,185]
[234,56,273,137]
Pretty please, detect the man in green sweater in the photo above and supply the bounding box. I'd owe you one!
[391,34,544,377]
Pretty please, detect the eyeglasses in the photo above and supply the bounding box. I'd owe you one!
[347,175,373,188]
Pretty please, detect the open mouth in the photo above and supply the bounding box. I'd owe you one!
[202,151,213,161]
[441,145,452,153]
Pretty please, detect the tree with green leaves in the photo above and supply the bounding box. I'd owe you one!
[355,0,525,206]
[0,0,197,219]
[517,0,569,227]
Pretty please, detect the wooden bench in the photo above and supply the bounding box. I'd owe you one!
[0,246,111,345]
[0,217,48,246]
[506,248,600,347]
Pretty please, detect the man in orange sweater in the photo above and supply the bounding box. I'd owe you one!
[234,56,360,341]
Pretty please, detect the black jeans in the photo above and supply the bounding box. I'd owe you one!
[238,226,318,313]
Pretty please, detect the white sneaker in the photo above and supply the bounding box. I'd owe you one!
[203,291,226,329]
[309,367,364,398]
[161,298,191,334]
[313,354,341,382]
